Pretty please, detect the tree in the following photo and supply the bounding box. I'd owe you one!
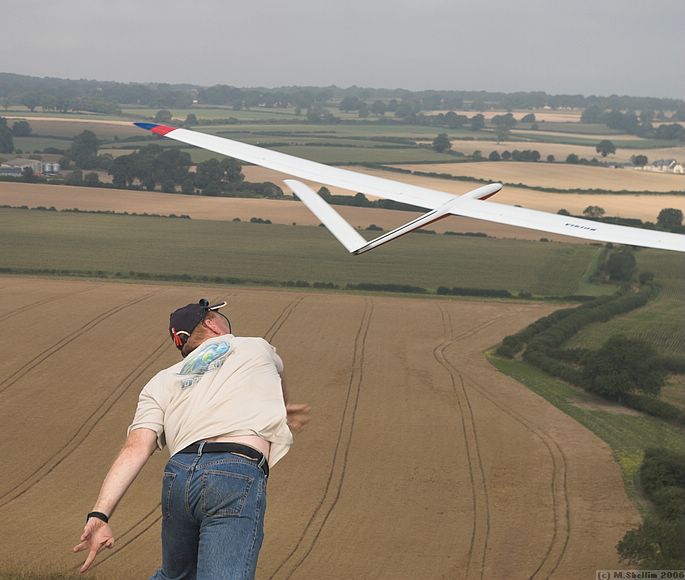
[657,208,684,229]
[194,157,243,191]
[109,155,136,188]
[546,154,555,163]
[618,515,685,570]
[339,96,360,112]
[21,93,40,112]
[155,110,173,123]
[606,249,636,281]
[472,150,483,161]
[65,169,84,186]
[11,120,31,137]
[488,150,501,161]
[492,113,516,126]
[631,154,648,166]
[22,167,38,183]
[371,100,386,116]
[582,335,666,400]
[583,205,605,218]
[566,153,579,164]
[557,208,571,216]
[0,118,14,153]
[595,139,616,157]
[432,133,451,153]
[184,113,198,126]
[84,172,101,186]
[69,130,98,168]
[520,113,536,123]
[581,105,604,123]
[470,114,485,131]
[444,111,466,129]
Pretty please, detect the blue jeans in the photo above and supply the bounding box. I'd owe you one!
[150,449,268,580]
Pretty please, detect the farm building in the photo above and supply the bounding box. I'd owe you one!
[649,159,684,173]
[0,158,43,176]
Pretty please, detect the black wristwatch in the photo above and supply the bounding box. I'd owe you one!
[86,511,110,524]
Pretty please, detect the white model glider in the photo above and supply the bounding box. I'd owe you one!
[134,123,685,254]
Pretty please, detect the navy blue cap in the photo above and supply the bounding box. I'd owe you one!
[169,299,227,351]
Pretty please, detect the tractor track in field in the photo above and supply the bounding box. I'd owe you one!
[2,292,229,507]
[459,366,571,580]
[433,305,500,580]
[437,305,570,579]
[0,337,171,508]
[268,298,373,580]
[0,293,153,395]
[89,295,303,572]
[0,287,95,324]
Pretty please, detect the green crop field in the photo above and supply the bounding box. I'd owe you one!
[519,122,624,135]
[0,208,603,295]
[12,136,72,153]
[567,249,685,355]
[510,131,679,149]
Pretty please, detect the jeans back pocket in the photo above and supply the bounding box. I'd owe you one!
[201,468,255,517]
[162,471,177,520]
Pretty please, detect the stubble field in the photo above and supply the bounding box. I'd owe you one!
[393,161,685,193]
[0,277,639,579]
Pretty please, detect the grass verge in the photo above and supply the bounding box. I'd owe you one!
[487,353,685,508]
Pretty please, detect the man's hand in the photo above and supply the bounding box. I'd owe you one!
[73,518,114,573]
[286,403,311,433]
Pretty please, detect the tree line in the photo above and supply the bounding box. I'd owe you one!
[496,250,685,426]
[2,72,684,118]
[581,106,685,141]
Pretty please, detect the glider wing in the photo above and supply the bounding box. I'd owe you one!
[134,123,685,253]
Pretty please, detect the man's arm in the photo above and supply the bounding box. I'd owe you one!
[73,428,158,573]
[280,371,311,433]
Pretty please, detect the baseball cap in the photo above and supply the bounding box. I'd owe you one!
[169,298,227,350]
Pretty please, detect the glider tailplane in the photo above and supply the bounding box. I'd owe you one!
[459,182,504,201]
[285,180,451,255]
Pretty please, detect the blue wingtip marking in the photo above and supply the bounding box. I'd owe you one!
[134,122,157,131]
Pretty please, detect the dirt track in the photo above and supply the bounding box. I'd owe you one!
[0,277,639,578]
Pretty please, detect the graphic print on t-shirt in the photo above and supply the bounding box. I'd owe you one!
[177,340,231,388]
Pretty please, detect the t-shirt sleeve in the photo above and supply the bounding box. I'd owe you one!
[269,343,284,375]
[127,384,166,450]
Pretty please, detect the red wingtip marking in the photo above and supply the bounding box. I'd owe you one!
[151,125,176,136]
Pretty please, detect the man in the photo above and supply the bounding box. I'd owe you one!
[73,299,310,578]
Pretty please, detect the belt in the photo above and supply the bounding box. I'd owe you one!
[177,442,269,478]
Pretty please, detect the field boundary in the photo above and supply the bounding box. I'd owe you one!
[486,354,685,507]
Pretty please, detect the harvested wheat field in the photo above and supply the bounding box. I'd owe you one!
[445,110,583,123]
[394,161,685,193]
[440,139,685,166]
[0,181,589,243]
[345,167,685,222]
[0,276,639,579]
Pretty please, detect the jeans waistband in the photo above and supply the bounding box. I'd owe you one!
[176,441,269,477]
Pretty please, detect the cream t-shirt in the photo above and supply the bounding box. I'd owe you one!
[128,334,293,466]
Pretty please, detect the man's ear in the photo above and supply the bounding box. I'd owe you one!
[203,316,224,335]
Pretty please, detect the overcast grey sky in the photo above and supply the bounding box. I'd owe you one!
[1,0,683,99]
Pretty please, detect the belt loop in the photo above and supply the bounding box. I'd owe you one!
[197,441,206,456]
[257,453,268,478]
